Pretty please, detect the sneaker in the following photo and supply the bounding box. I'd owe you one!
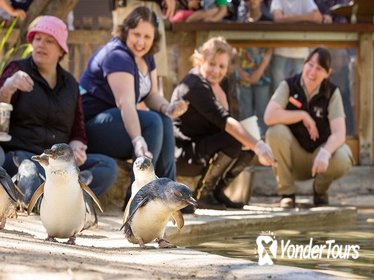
[280,194,295,208]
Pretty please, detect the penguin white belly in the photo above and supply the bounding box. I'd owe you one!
[40,174,85,238]
[0,187,11,217]
[131,200,171,244]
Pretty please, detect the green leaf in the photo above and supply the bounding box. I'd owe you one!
[0,19,32,74]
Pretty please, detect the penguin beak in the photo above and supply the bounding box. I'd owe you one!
[42,149,56,159]
[185,197,197,206]
[31,154,50,167]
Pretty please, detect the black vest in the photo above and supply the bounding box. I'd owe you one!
[286,74,337,153]
[2,57,79,154]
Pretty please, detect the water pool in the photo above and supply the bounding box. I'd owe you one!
[187,208,374,279]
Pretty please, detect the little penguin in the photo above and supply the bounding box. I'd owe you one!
[123,156,157,223]
[0,167,19,229]
[121,177,197,248]
[12,159,42,211]
[27,143,103,244]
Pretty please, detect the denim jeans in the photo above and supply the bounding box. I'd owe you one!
[271,54,304,89]
[0,146,4,166]
[4,150,118,198]
[85,108,176,180]
[239,84,270,137]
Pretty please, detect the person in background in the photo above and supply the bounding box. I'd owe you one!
[0,0,33,21]
[236,0,273,137]
[270,0,322,89]
[261,0,273,20]
[170,0,201,23]
[80,7,188,181]
[181,0,228,22]
[315,0,355,135]
[0,16,118,202]
[264,47,353,208]
[171,37,275,212]
[314,0,349,24]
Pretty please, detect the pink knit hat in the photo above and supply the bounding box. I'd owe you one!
[27,16,69,54]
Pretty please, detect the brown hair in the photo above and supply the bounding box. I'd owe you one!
[118,6,161,55]
[191,36,233,68]
[305,47,332,72]
[305,47,333,97]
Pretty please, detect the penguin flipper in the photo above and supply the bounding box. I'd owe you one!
[122,197,132,225]
[79,180,103,213]
[171,211,185,229]
[27,183,44,215]
[0,167,18,202]
[120,196,149,231]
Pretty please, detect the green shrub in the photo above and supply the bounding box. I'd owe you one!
[0,19,32,74]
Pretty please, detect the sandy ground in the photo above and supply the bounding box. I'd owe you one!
[0,208,347,280]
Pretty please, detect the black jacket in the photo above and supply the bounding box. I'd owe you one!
[286,74,337,153]
[2,56,79,154]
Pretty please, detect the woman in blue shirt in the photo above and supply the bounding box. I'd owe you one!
[80,6,187,180]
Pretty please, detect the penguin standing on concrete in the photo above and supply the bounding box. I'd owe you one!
[0,167,19,229]
[123,156,157,222]
[28,143,103,244]
[122,178,197,248]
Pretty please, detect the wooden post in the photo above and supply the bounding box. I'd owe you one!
[358,33,373,165]
[166,31,196,84]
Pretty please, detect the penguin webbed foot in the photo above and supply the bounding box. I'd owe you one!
[135,237,154,249]
[66,236,76,245]
[45,236,58,243]
[157,238,177,249]
[16,200,28,213]
[6,204,17,219]
[0,215,6,229]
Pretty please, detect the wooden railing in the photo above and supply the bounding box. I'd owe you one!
[4,22,374,165]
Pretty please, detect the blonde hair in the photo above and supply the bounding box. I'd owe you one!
[191,37,233,67]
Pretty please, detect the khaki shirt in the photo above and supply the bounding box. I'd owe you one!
[271,80,345,121]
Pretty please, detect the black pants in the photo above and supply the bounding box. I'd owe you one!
[176,131,242,177]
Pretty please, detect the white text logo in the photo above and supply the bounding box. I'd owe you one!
[256,233,360,265]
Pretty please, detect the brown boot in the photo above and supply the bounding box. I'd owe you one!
[214,151,254,208]
[194,152,234,210]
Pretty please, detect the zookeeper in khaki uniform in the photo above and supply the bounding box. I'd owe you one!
[264,47,353,209]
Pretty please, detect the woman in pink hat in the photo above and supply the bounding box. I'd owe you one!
[0,15,118,207]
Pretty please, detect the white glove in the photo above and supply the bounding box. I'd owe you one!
[312,147,331,176]
[254,140,275,166]
[131,136,153,159]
